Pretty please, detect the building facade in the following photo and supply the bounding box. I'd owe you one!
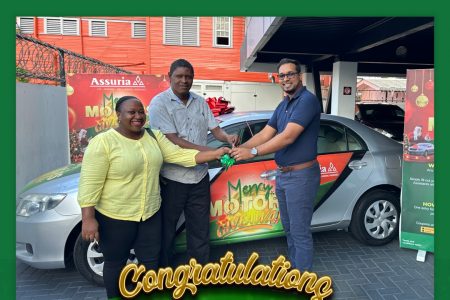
[356,77,406,103]
[16,16,271,83]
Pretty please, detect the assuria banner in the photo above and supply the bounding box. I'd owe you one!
[66,74,169,163]
[400,69,434,252]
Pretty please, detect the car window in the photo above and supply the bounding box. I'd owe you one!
[392,106,405,118]
[318,124,347,153]
[359,104,404,120]
[209,119,366,167]
[207,120,272,168]
[207,125,240,149]
[346,129,365,151]
[318,122,365,154]
[242,121,274,162]
[364,107,387,120]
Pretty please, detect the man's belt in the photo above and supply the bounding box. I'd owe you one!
[277,159,317,173]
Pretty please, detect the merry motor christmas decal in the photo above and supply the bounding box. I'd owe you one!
[175,153,353,248]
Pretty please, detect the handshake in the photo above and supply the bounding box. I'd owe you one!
[208,134,259,169]
[212,147,258,172]
[214,146,257,162]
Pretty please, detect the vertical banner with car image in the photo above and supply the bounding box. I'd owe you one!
[400,69,434,252]
[66,74,169,163]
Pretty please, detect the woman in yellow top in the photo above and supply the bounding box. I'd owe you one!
[77,96,229,299]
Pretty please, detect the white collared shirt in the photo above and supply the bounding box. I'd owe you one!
[148,88,218,184]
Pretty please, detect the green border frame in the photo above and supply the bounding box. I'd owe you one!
[3,1,447,299]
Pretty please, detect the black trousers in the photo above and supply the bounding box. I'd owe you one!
[95,210,161,298]
[159,174,210,267]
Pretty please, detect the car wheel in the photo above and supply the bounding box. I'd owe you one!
[73,234,105,286]
[73,233,139,286]
[350,190,400,246]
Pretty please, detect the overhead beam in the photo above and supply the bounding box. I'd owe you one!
[358,61,433,66]
[348,17,434,54]
[312,54,334,63]
[259,50,334,56]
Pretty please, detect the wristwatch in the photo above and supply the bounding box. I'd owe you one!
[250,147,258,157]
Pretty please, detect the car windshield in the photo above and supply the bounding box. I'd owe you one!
[359,104,404,120]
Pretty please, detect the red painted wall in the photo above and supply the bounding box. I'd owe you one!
[31,17,271,83]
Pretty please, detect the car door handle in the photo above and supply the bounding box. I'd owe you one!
[348,160,367,170]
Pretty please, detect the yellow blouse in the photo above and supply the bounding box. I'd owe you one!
[77,128,199,221]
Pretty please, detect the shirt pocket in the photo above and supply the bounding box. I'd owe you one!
[172,107,188,135]
[188,107,208,132]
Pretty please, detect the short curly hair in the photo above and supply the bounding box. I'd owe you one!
[169,59,195,77]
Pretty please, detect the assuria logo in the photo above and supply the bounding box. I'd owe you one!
[90,76,145,88]
[320,162,339,178]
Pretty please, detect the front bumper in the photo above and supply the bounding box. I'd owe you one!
[408,150,425,156]
[16,210,80,269]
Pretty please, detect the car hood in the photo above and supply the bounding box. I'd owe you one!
[19,164,81,196]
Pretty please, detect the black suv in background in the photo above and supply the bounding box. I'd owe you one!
[355,103,405,141]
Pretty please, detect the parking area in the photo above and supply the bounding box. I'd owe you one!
[16,230,433,300]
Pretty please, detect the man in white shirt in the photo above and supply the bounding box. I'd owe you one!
[148,59,238,266]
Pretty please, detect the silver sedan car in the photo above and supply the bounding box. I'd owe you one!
[16,112,402,285]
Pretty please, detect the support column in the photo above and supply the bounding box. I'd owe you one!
[330,61,358,119]
[312,66,323,112]
[303,72,315,93]
[301,65,315,94]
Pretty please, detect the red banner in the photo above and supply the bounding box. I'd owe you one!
[403,69,434,162]
[66,74,169,163]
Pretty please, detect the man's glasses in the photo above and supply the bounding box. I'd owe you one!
[277,72,299,81]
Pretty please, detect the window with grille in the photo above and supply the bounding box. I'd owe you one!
[164,17,199,46]
[44,17,79,35]
[213,17,232,47]
[18,17,34,34]
[89,20,107,37]
[132,22,146,38]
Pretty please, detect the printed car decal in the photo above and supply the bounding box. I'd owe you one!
[209,161,280,240]
[313,151,366,211]
[175,152,354,248]
[263,152,353,208]
[21,164,81,193]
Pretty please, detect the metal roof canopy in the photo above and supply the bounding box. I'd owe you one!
[242,17,434,76]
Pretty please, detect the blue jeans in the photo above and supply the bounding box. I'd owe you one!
[275,162,320,271]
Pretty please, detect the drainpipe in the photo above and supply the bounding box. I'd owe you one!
[34,16,38,39]
[80,17,85,56]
